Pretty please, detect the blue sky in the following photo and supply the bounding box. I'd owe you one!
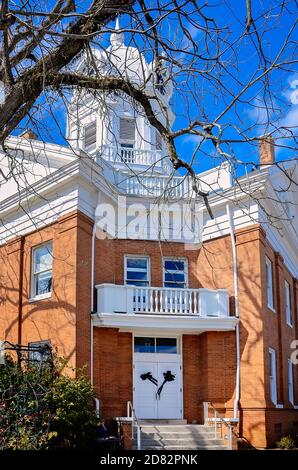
[14,0,298,175]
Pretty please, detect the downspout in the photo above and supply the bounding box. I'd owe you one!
[90,192,101,386]
[226,203,240,420]
[18,236,25,345]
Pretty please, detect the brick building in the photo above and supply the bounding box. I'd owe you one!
[0,28,297,448]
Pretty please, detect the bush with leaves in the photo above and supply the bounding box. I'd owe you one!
[0,353,97,450]
[276,433,298,450]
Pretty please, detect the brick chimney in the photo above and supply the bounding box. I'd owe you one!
[20,129,38,140]
[259,135,275,166]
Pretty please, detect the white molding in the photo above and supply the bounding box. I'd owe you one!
[92,312,238,332]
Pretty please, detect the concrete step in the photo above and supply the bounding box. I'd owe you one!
[139,438,225,446]
[133,423,228,450]
[139,419,187,425]
[134,444,227,450]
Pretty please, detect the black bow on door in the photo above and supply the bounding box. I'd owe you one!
[156,370,175,399]
[140,371,158,386]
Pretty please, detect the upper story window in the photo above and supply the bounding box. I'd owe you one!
[120,118,135,148]
[83,121,96,148]
[265,256,274,310]
[163,259,187,289]
[31,242,53,299]
[288,358,294,405]
[269,348,277,405]
[285,281,292,327]
[125,256,149,287]
[155,131,162,151]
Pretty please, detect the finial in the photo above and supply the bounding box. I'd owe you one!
[110,17,124,48]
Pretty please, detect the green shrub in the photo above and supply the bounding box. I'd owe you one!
[0,354,97,450]
[276,434,297,450]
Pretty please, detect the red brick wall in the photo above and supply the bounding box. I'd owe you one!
[1,213,297,448]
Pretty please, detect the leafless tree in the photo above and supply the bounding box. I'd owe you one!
[0,0,297,222]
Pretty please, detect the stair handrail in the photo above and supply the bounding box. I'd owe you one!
[203,401,238,450]
[127,401,142,450]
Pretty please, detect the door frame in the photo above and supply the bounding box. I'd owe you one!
[132,333,183,419]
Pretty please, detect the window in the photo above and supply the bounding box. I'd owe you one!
[266,257,274,310]
[125,257,149,287]
[83,122,96,148]
[134,337,177,354]
[288,359,294,405]
[163,259,187,289]
[31,242,53,299]
[120,118,135,148]
[155,131,162,151]
[285,281,292,326]
[28,340,51,363]
[269,348,277,405]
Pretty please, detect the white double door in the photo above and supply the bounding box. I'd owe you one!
[133,354,182,419]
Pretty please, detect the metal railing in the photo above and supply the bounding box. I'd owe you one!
[203,401,238,450]
[127,401,142,450]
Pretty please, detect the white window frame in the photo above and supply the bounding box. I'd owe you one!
[83,121,96,149]
[124,255,150,287]
[265,257,275,311]
[288,358,294,405]
[285,281,293,327]
[269,348,277,405]
[30,242,53,301]
[119,117,136,148]
[163,258,188,289]
[133,335,180,354]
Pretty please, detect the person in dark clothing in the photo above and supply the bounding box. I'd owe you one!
[93,419,120,450]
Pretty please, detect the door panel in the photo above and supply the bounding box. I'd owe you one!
[134,362,158,419]
[157,362,181,419]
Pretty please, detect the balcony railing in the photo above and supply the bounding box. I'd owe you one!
[96,284,230,317]
[97,145,170,170]
[123,174,192,198]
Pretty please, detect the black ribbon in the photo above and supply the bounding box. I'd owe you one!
[156,370,175,399]
[140,372,158,386]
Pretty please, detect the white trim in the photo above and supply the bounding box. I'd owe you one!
[124,254,151,287]
[93,312,238,332]
[269,348,277,406]
[163,257,188,288]
[30,241,53,300]
[285,281,293,328]
[29,292,52,303]
[265,257,274,311]
[288,358,294,405]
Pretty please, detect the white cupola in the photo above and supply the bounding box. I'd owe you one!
[66,19,175,175]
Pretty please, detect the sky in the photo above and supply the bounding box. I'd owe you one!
[11,0,298,176]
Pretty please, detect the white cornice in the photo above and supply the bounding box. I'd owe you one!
[92,312,238,332]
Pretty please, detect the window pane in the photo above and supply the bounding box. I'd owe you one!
[127,258,147,270]
[156,338,177,354]
[134,337,155,353]
[127,280,149,287]
[34,244,52,273]
[165,273,185,283]
[127,271,148,281]
[164,260,185,271]
[35,271,52,295]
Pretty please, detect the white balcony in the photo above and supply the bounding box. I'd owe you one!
[93,284,238,333]
[97,144,172,172]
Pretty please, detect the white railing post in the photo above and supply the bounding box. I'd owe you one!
[203,401,209,425]
[228,425,233,450]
